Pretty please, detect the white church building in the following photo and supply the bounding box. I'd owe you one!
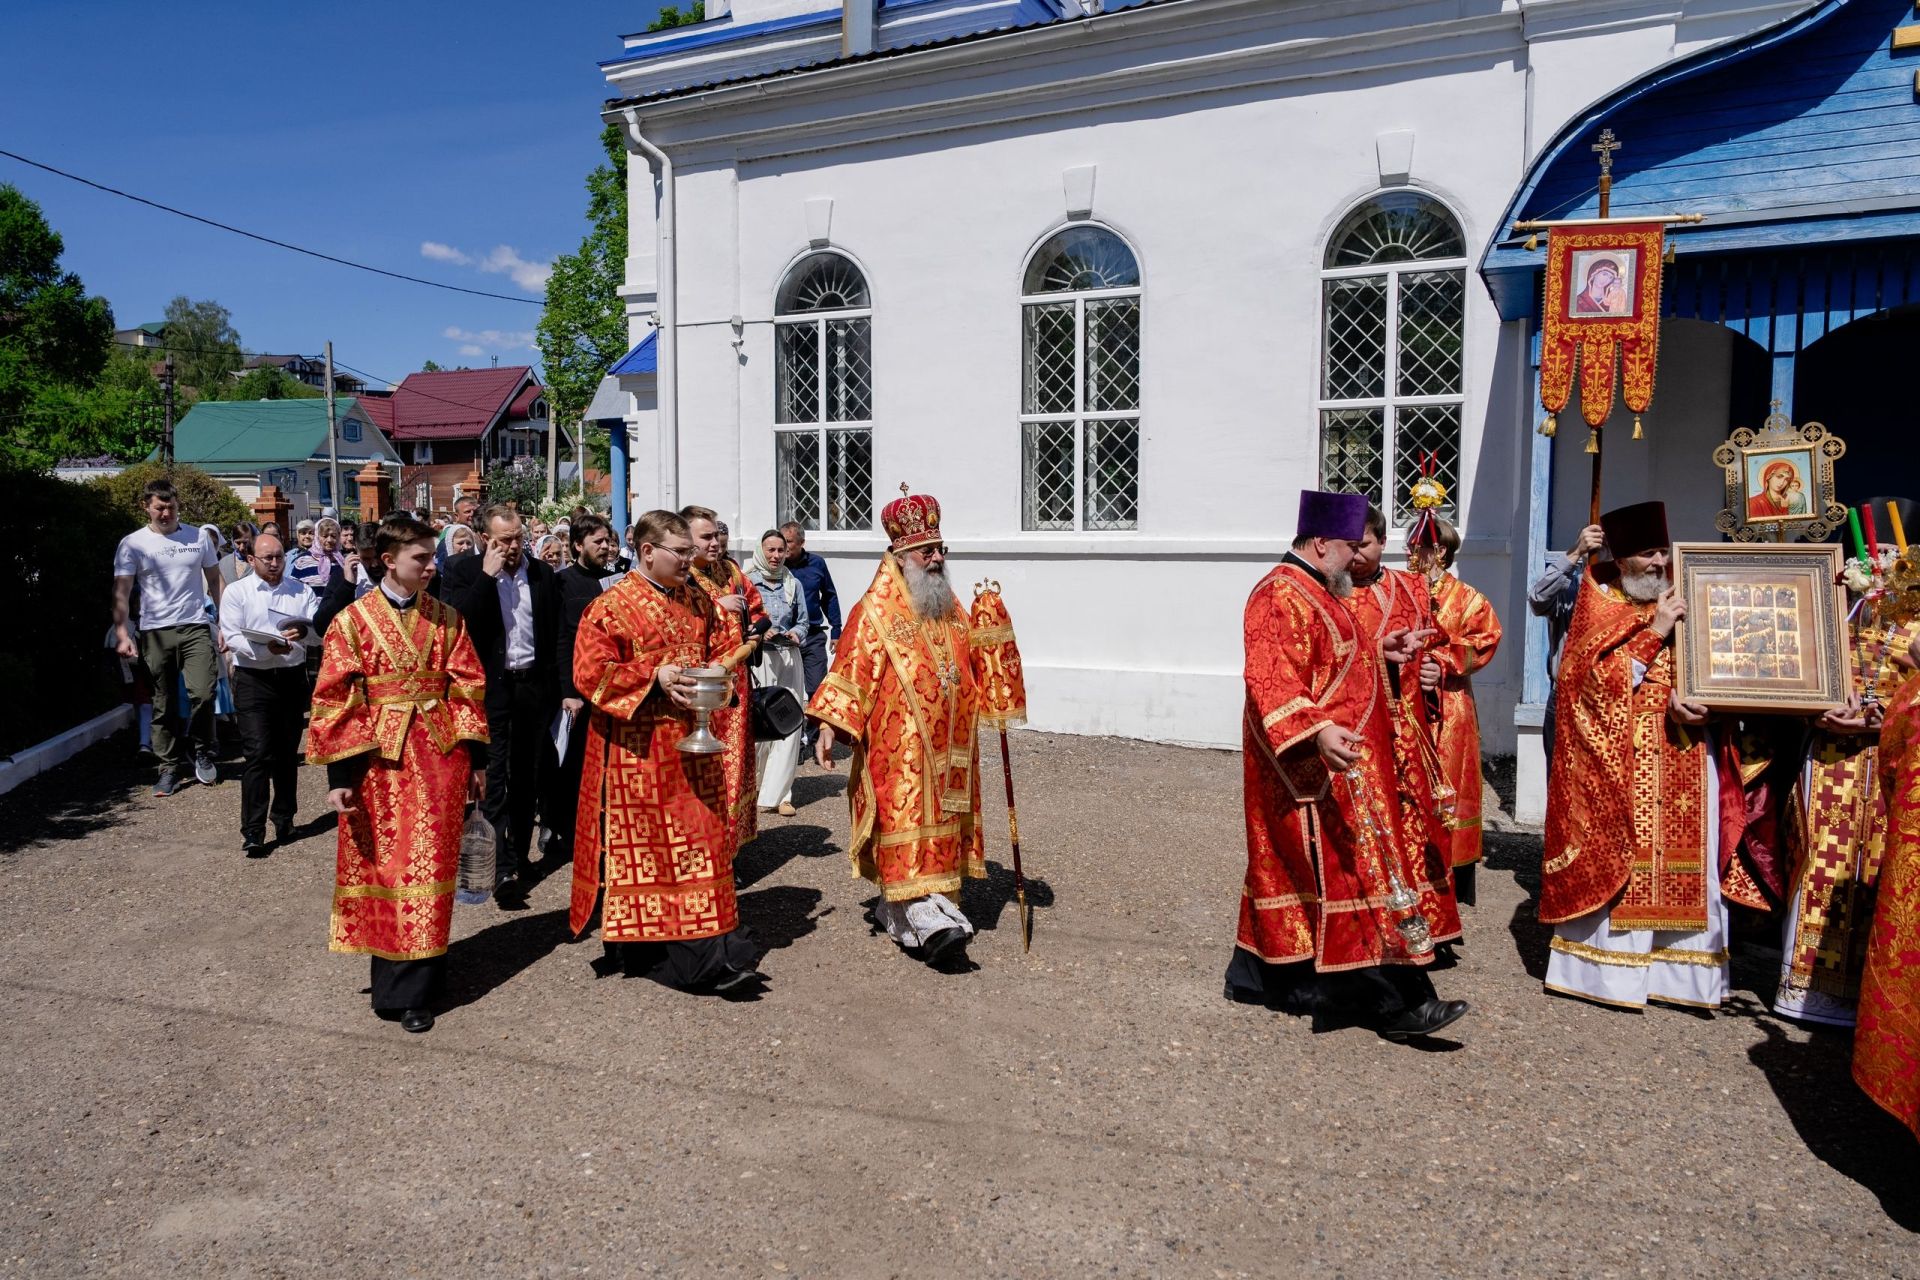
[591,0,1826,821]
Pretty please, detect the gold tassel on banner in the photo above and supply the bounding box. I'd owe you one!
[1585,430,1600,455]
[1540,415,1557,438]
[1632,415,1644,440]
[1526,234,1539,251]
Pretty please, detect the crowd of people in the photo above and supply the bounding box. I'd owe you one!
[104,475,1920,1145]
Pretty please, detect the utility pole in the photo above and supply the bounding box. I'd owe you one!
[161,356,176,470]
[324,341,341,515]
[545,398,558,503]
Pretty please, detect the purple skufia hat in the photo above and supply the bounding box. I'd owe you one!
[1297,490,1369,542]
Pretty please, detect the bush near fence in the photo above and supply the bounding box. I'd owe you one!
[0,469,131,756]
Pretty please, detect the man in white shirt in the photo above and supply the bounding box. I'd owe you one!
[218,533,319,855]
[443,503,559,903]
[112,479,224,797]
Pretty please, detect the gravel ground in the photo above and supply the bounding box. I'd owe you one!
[1,731,1916,1278]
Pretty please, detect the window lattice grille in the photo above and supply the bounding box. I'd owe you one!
[1084,419,1140,530]
[1322,276,1387,401]
[1085,298,1140,412]
[1022,420,1077,531]
[774,252,874,532]
[1318,408,1384,509]
[1023,226,1140,294]
[1396,270,1464,397]
[1392,405,1460,527]
[1325,194,1466,268]
[1024,304,1077,415]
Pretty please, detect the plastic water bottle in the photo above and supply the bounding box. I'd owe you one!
[455,809,496,905]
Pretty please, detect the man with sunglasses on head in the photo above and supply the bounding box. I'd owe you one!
[217,532,319,856]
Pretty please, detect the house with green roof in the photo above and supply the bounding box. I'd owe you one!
[162,397,401,519]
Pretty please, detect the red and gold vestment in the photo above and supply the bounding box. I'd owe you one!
[808,554,985,901]
[1540,568,1713,929]
[1427,573,1503,867]
[1856,670,1920,1140]
[570,574,739,943]
[693,559,767,848]
[1238,560,1458,973]
[307,591,489,962]
[1778,620,1918,1020]
[1346,568,1455,902]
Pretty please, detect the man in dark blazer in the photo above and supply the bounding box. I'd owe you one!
[546,513,623,862]
[442,502,560,903]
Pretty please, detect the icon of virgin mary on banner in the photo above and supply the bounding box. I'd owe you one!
[1539,222,1667,440]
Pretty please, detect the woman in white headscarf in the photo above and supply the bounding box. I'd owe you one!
[745,528,812,816]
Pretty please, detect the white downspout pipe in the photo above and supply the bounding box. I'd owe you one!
[620,108,677,509]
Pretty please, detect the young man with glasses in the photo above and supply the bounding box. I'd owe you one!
[216,533,319,855]
[568,510,763,995]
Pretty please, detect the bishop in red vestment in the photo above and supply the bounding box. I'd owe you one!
[571,510,763,994]
[1225,490,1469,1042]
[308,515,489,1034]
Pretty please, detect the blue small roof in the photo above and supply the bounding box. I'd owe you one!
[610,332,658,376]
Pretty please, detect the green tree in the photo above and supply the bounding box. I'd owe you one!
[205,365,323,402]
[161,296,243,393]
[536,123,629,455]
[648,3,705,30]
[0,184,116,471]
[421,358,444,372]
[91,459,251,532]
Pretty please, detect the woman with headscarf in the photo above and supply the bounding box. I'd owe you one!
[293,517,350,586]
[746,528,812,817]
[535,533,564,568]
[439,523,475,560]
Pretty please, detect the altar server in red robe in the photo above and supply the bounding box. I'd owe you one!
[571,509,763,995]
[1416,518,1503,898]
[1225,490,1469,1042]
[684,505,767,850]
[308,515,488,1034]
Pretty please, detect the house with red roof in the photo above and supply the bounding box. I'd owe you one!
[379,365,548,513]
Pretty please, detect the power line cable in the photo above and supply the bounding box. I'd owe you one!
[1,148,545,306]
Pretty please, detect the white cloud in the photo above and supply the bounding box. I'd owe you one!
[419,241,472,266]
[420,240,551,293]
[443,326,536,353]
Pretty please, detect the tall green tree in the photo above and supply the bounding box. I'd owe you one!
[205,365,322,402]
[536,122,629,446]
[162,296,243,393]
[0,184,116,470]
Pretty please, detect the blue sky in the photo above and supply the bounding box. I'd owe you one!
[2,1,656,388]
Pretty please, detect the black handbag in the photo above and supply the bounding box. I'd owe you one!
[749,685,806,741]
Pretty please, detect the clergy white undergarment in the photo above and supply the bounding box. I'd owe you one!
[1544,730,1730,1010]
[874,893,974,948]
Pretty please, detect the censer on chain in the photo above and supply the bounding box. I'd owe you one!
[1340,755,1435,957]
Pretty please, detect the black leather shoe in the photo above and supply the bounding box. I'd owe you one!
[494,873,527,906]
[710,967,765,994]
[273,820,294,845]
[400,1008,434,1033]
[921,927,968,964]
[243,835,270,858]
[1377,998,1470,1042]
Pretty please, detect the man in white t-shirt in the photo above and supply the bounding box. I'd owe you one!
[112,479,225,797]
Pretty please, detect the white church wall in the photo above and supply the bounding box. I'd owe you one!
[613,0,1811,757]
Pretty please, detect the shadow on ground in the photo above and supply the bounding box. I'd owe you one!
[441,907,573,1013]
[0,736,147,855]
[739,884,826,951]
[965,860,1056,934]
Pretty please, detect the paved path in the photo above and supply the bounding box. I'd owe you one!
[0,734,1914,1277]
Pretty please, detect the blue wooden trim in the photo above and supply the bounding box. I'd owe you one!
[1522,317,1553,711]
[600,10,840,68]
[610,419,631,545]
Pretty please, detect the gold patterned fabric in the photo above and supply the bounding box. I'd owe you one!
[808,555,985,901]
[692,559,766,848]
[1856,671,1920,1139]
[308,591,489,962]
[570,574,740,943]
[1428,573,1503,867]
[967,586,1027,728]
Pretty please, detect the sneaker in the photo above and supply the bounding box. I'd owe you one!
[153,767,182,798]
[193,751,219,786]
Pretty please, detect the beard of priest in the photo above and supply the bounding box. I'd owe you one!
[1224,489,1469,1043]
[1540,500,1739,1012]
[807,489,985,966]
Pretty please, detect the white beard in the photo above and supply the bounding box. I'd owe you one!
[1619,571,1666,603]
[1326,566,1355,599]
[903,560,956,620]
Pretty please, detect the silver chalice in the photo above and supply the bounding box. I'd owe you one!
[676,666,733,754]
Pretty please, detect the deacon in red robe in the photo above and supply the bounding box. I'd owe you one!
[1225,489,1469,1042]
[1541,501,1754,1011]
[570,509,763,995]
[308,514,488,1034]
[1345,505,1462,918]
[683,505,767,851]
[1856,637,1920,1140]
[1416,519,1503,897]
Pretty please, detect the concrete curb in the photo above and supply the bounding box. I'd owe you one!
[0,706,134,797]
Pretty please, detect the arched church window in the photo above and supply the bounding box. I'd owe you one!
[1318,193,1466,527]
[1021,226,1141,531]
[774,252,873,531]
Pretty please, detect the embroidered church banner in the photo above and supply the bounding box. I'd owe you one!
[1540,222,1666,430]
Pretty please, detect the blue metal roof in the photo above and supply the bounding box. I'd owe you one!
[610,332,657,376]
[1480,0,1920,320]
